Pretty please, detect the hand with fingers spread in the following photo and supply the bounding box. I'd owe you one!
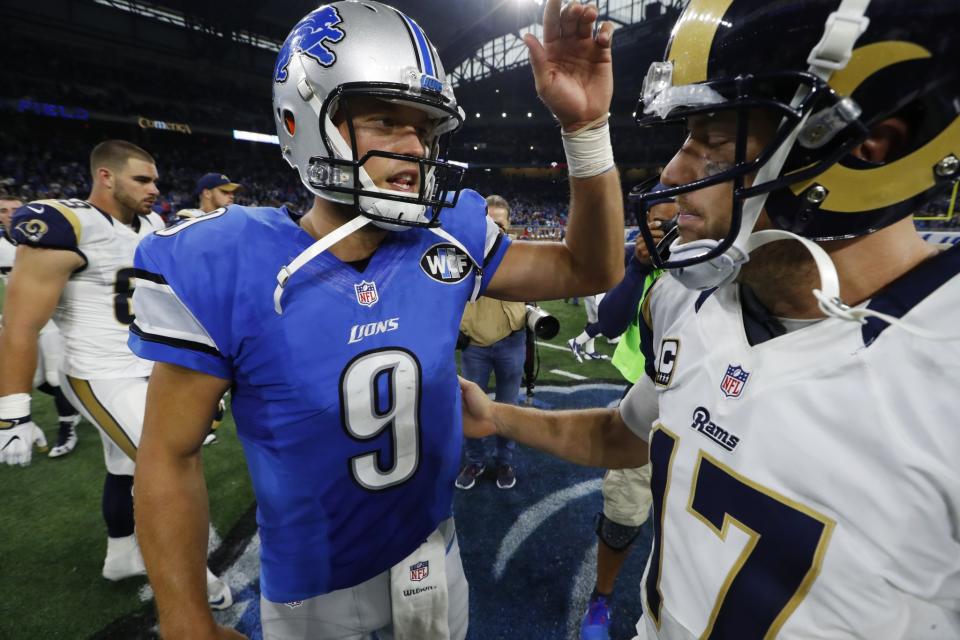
[524,0,615,131]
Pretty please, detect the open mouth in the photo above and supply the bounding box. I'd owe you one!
[386,170,419,193]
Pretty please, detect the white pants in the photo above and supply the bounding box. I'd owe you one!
[33,320,64,388]
[260,519,469,640]
[59,373,147,476]
[584,293,605,325]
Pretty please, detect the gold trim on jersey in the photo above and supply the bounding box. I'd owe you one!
[65,376,137,462]
[666,0,736,86]
[34,199,83,244]
[647,423,680,630]
[685,449,836,639]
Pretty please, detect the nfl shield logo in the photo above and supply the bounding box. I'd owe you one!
[354,280,378,307]
[720,364,750,398]
[409,560,429,582]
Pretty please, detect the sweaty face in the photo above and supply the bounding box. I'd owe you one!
[660,110,775,243]
[0,199,23,231]
[112,159,160,217]
[335,96,436,195]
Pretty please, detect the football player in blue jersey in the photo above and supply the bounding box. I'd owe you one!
[129,1,624,638]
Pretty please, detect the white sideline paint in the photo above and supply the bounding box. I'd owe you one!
[493,478,602,580]
[537,341,571,352]
[566,542,599,640]
[551,369,588,381]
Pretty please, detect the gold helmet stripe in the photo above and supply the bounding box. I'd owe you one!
[667,0,736,86]
[829,41,931,98]
[791,41,959,213]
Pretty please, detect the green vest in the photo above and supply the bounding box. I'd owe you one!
[611,270,663,383]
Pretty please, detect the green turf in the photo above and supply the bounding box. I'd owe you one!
[0,286,625,638]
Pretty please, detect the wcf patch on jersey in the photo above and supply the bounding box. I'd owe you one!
[420,243,473,284]
[720,364,750,398]
[354,280,379,307]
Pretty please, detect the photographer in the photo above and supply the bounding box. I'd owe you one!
[455,196,526,490]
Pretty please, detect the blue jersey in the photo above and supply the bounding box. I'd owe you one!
[128,191,509,602]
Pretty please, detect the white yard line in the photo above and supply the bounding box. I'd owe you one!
[550,369,587,381]
[538,341,571,352]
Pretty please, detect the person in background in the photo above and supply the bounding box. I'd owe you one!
[455,195,526,491]
[175,173,242,219]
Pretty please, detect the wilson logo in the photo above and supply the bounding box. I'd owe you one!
[420,244,473,284]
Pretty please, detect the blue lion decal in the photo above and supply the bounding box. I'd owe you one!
[274,6,346,83]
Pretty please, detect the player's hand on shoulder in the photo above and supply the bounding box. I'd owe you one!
[458,376,497,439]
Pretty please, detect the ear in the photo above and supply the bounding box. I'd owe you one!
[851,116,911,164]
[96,167,114,189]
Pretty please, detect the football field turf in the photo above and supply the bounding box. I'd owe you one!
[1,295,639,639]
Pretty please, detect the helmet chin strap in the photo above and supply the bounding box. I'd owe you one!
[273,215,372,314]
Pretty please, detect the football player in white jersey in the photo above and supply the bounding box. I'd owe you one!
[0,196,81,457]
[461,1,960,638]
[0,141,231,608]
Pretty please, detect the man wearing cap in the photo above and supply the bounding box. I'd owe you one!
[176,173,241,219]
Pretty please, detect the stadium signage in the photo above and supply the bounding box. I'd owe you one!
[16,99,89,121]
[138,116,192,134]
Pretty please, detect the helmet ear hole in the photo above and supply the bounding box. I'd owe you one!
[283,110,296,136]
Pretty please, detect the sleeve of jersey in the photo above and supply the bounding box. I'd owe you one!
[10,202,81,251]
[128,233,233,380]
[618,376,658,442]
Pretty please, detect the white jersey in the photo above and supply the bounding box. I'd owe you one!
[0,233,15,283]
[10,199,162,379]
[620,247,960,640]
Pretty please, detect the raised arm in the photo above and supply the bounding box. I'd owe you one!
[484,0,623,301]
[0,245,82,465]
[133,362,241,640]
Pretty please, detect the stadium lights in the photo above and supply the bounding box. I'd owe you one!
[233,130,279,144]
[527,112,533,118]
[501,112,507,118]
[475,112,481,118]
[473,146,479,150]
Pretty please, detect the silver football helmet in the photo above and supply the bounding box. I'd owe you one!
[272,0,466,229]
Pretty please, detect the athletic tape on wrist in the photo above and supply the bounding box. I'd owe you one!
[561,116,615,179]
[0,393,31,420]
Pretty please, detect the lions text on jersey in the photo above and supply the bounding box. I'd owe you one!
[11,199,160,379]
[128,191,509,602]
[619,247,960,639]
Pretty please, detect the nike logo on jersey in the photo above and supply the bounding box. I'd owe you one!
[27,204,45,213]
[690,407,740,452]
[348,317,400,344]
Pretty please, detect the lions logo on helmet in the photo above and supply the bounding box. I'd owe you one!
[274,6,346,83]
[272,0,465,231]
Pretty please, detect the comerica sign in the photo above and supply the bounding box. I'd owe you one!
[137,117,192,134]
